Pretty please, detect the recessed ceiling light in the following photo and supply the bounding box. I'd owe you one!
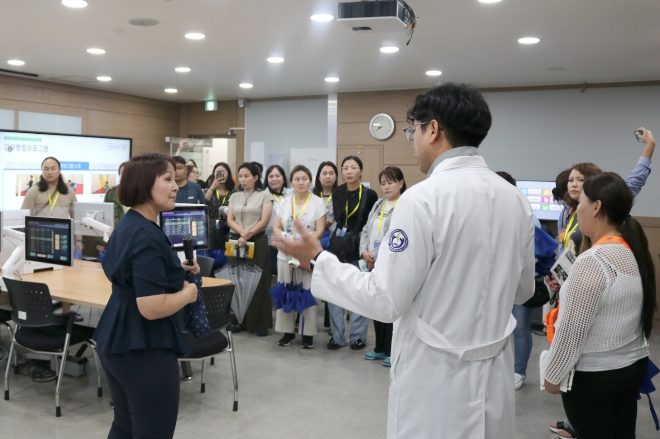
[185,33,206,40]
[87,48,105,55]
[426,70,442,76]
[97,76,112,81]
[175,67,191,73]
[165,88,178,93]
[7,60,25,66]
[267,57,284,63]
[311,14,334,22]
[62,0,88,8]
[325,77,339,83]
[380,46,399,53]
[239,83,253,89]
[518,37,540,44]
[478,0,502,3]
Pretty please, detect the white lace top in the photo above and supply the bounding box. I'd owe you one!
[544,243,649,385]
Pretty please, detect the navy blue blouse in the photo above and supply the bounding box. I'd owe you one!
[93,209,191,357]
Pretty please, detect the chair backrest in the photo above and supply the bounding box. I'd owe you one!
[2,277,68,328]
[202,284,235,331]
[197,256,215,277]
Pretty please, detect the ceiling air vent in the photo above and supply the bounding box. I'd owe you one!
[50,75,97,84]
[0,68,38,78]
[352,26,373,31]
[128,18,160,27]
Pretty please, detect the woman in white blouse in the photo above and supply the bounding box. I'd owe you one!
[543,172,655,439]
[273,165,326,348]
[226,163,274,336]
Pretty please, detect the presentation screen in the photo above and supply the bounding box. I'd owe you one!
[0,130,131,211]
[516,180,563,221]
[25,216,74,267]
[159,204,209,251]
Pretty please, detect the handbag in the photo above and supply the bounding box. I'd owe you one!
[327,186,370,263]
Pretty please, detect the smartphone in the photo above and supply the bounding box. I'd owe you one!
[215,169,226,180]
[634,130,644,142]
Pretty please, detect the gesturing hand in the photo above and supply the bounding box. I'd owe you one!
[273,220,323,264]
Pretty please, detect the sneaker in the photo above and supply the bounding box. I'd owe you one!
[301,336,314,349]
[278,333,295,346]
[327,337,343,350]
[364,351,387,361]
[514,373,525,391]
[350,339,367,350]
[382,357,391,367]
[255,328,269,337]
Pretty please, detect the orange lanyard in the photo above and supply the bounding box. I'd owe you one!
[593,235,631,250]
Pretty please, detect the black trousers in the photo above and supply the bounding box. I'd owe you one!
[373,320,393,356]
[561,357,648,439]
[99,349,180,439]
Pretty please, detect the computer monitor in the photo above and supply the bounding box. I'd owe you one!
[516,180,563,222]
[73,202,114,237]
[159,204,209,251]
[24,216,74,267]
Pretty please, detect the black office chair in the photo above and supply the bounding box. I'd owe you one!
[0,309,17,367]
[2,277,103,417]
[178,284,239,411]
[196,255,215,278]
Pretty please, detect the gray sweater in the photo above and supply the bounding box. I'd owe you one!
[359,198,397,261]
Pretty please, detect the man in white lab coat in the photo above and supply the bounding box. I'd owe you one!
[274,83,535,439]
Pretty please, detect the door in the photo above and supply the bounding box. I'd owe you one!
[337,145,384,197]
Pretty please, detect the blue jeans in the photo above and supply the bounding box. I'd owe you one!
[512,304,533,377]
[327,302,368,346]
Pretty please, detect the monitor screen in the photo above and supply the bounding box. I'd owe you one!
[159,205,209,251]
[24,216,74,267]
[516,180,563,221]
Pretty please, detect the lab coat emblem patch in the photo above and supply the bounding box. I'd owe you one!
[389,229,408,253]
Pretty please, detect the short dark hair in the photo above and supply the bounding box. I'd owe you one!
[290,165,313,182]
[552,168,571,204]
[379,166,407,193]
[265,165,288,192]
[172,156,187,166]
[208,162,235,191]
[341,155,363,170]
[119,153,176,207]
[495,171,516,187]
[37,156,69,194]
[582,172,656,338]
[313,161,338,196]
[118,161,127,176]
[237,162,264,190]
[407,82,492,148]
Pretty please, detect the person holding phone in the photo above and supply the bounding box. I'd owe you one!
[203,163,236,266]
[93,152,200,439]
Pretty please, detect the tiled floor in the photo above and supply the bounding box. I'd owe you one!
[0,305,659,438]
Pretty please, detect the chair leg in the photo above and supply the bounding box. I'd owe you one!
[55,334,71,417]
[228,330,238,411]
[4,340,15,401]
[200,359,206,393]
[89,342,102,397]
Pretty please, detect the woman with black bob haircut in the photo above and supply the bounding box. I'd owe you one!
[543,172,656,439]
[326,155,378,350]
[93,152,200,439]
[226,162,274,336]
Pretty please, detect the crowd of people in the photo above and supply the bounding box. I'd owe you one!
[10,83,657,439]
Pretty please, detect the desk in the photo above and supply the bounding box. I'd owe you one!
[0,260,230,308]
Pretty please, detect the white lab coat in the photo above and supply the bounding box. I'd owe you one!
[311,155,535,439]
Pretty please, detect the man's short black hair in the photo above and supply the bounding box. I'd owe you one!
[407,83,492,148]
[495,171,516,187]
[172,156,187,166]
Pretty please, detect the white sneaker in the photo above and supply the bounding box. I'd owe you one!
[514,373,525,390]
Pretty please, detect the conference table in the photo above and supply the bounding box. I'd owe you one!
[0,260,232,377]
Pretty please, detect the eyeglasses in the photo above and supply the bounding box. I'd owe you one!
[403,121,431,143]
[341,166,360,172]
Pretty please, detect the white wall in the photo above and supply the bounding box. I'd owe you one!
[480,85,660,217]
[0,109,15,130]
[18,111,82,135]
[246,98,328,173]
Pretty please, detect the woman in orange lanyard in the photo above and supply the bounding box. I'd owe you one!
[359,167,406,367]
[202,162,235,269]
[543,172,655,439]
[21,157,81,321]
[273,165,326,348]
[325,156,378,351]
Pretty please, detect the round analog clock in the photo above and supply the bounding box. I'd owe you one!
[369,113,395,140]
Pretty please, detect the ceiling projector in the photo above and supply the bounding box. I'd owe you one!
[337,0,417,33]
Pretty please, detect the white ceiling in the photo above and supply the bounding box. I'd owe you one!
[2,0,660,102]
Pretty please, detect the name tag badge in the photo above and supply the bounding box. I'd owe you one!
[374,240,381,249]
[340,227,347,237]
